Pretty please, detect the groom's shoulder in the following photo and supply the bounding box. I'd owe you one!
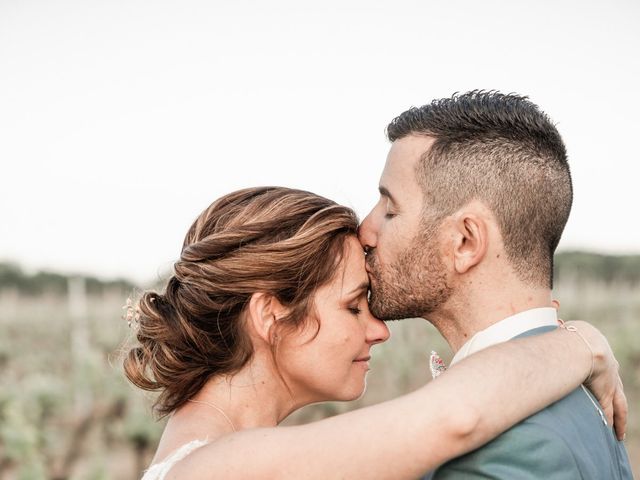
[429,388,632,479]
[524,385,618,456]
[426,412,581,480]
[429,325,633,480]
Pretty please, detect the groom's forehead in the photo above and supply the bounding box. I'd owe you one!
[384,135,434,173]
[381,136,434,193]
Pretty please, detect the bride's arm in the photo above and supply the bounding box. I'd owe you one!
[171,321,625,480]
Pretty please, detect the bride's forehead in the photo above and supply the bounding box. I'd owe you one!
[323,239,368,293]
[339,236,366,268]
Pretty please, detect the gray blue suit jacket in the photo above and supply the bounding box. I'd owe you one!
[425,326,633,480]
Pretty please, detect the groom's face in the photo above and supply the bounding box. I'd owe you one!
[359,135,453,321]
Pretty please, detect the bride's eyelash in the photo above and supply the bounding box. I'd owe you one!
[348,306,362,315]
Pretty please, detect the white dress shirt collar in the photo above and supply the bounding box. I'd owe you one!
[450,307,559,366]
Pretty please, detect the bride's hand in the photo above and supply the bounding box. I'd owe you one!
[564,320,627,441]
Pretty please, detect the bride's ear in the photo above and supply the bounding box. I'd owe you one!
[246,292,287,344]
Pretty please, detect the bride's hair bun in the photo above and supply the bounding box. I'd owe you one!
[123,187,359,416]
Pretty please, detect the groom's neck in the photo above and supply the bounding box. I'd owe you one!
[427,277,554,354]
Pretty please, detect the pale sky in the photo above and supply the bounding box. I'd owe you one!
[1,0,639,284]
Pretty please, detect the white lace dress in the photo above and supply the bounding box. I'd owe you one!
[141,439,210,480]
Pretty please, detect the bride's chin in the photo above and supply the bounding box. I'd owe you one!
[343,379,368,402]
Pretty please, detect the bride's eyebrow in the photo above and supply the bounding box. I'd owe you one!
[346,282,369,297]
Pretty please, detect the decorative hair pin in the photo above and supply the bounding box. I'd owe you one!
[122,297,141,328]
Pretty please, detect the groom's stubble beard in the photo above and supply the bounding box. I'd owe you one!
[366,222,453,321]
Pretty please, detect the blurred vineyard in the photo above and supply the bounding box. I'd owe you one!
[0,252,638,479]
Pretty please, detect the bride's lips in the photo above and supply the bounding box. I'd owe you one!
[353,355,371,364]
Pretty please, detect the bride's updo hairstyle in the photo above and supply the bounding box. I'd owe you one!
[124,187,359,417]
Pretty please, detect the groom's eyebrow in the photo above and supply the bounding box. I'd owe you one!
[378,186,396,204]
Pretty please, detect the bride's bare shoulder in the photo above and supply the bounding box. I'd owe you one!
[165,429,284,480]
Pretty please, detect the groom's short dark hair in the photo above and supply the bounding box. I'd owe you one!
[386,90,572,288]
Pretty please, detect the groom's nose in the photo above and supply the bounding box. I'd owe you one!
[358,212,377,250]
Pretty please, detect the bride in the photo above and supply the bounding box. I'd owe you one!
[124,186,626,480]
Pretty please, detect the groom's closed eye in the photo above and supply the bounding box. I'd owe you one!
[384,207,397,219]
[378,186,399,218]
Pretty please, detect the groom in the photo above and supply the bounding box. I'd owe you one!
[359,91,633,479]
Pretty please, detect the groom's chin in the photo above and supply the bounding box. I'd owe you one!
[368,296,391,321]
[369,292,412,322]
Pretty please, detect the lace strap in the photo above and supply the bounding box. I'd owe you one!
[141,439,210,480]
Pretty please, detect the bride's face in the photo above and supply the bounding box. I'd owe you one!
[277,236,391,404]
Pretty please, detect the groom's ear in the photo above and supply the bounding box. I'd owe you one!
[450,202,489,274]
[246,292,287,345]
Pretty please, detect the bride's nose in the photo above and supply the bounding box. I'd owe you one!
[365,314,390,345]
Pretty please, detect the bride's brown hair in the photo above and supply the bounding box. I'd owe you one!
[123,187,359,417]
